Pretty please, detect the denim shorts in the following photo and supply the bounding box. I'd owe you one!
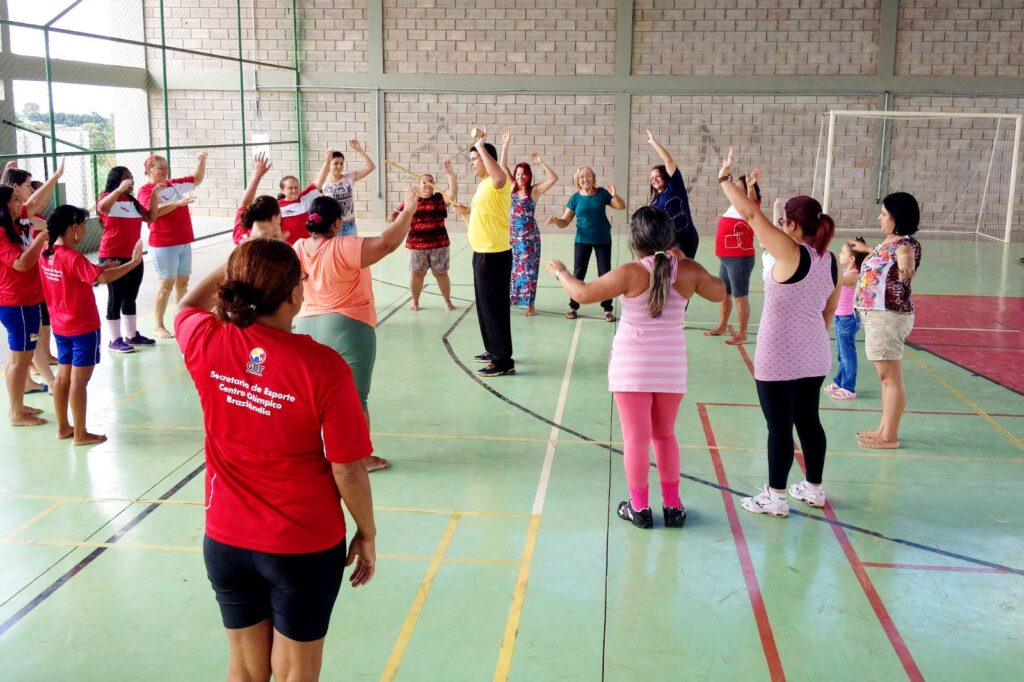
[718,256,756,298]
[151,244,192,280]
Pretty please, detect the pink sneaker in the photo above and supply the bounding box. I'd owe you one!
[823,382,838,393]
[831,388,857,400]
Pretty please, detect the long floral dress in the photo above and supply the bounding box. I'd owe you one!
[510,193,541,308]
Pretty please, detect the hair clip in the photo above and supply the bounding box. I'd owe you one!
[309,213,322,224]
[654,250,666,256]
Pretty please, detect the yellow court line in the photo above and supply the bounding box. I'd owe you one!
[380,513,462,682]
[111,364,189,408]
[906,348,1024,452]
[2,500,65,541]
[375,506,531,519]
[493,513,542,682]
[372,430,620,447]
[119,424,204,433]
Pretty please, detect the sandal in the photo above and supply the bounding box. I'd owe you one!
[604,311,616,323]
[565,310,578,320]
[366,455,391,472]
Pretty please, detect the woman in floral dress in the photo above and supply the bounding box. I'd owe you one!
[509,153,559,316]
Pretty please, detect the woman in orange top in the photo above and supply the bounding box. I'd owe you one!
[293,187,418,471]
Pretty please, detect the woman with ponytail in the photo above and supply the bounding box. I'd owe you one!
[548,206,725,528]
[97,166,164,353]
[39,205,143,445]
[1,163,64,426]
[231,153,285,245]
[174,240,376,682]
[717,147,842,518]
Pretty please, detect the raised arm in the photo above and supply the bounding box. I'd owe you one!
[678,258,727,303]
[360,185,418,268]
[442,158,458,204]
[500,126,513,184]
[239,153,272,209]
[191,151,208,187]
[349,140,376,182]
[545,207,575,229]
[545,258,632,304]
[178,262,226,312]
[646,129,677,177]
[24,159,64,217]
[530,152,559,199]
[746,168,761,201]
[607,184,626,210]
[97,177,134,214]
[475,132,506,189]
[719,147,799,265]
[314,148,334,190]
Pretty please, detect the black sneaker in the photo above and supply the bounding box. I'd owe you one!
[478,363,515,377]
[473,351,494,364]
[617,500,653,529]
[663,505,687,528]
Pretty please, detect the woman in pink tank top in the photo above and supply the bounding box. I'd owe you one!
[548,207,725,529]
[718,148,842,519]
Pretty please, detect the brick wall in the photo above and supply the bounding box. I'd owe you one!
[382,0,617,75]
[632,0,881,76]
[896,0,1024,77]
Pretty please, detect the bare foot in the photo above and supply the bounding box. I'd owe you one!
[409,301,420,312]
[855,429,881,440]
[154,327,174,339]
[703,327,727,336]
[725,335,748,345]
[57,427,74,440]
[445,301,456,311]
[366,455,390,472]
[24,380,46,394]
[857,435,899,449]
[11,414,48,427]
[524,305,536,317]
[18,406,44,416]
[73,432,108,446]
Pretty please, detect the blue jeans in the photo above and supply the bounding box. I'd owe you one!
[832,314,860,392]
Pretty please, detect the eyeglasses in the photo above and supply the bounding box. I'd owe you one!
[777,217,788,227]
[299,271,309,282]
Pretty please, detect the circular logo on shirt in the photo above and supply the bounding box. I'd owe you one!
[249,348,267,365]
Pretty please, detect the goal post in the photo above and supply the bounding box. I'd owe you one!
[819,110,1022,243]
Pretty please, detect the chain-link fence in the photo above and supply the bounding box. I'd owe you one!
[1,0,302,246]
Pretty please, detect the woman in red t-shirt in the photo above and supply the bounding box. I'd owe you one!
[705,168,762,346]
[97,166,164,353]
[174,239,376,681]
[231,153,283,245]
[39,206,143,445]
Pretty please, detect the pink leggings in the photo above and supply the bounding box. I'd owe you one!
[613,391,685,510]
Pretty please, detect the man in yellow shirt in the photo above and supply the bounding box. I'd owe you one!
[453,132,515,377]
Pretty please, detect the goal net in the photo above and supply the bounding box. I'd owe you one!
[813,110,1022,242]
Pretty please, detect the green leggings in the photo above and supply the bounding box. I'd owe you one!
[295,313,376,412]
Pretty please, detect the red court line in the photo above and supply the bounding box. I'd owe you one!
[697,403,786,682]
[700,401,1024,419]
[727,324,756,376]
[792,451,924,681]
[862,562,1010,575]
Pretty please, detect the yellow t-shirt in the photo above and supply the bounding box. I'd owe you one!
[468,177,512,253]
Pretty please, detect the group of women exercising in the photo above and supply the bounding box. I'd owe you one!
[1,130,922,679]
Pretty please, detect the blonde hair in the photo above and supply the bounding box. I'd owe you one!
[143,154,167,176]
[572,166,595,190]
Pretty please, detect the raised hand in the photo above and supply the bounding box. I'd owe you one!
[719,146,735,178]
[607,182,618,196]
[404,184,419,206]
[53,158,66,179]
[197,150,208,163]
[348,139,363,152]
[749,167,762,185]
[117,178,134,194]
[325,147,335,162]
[502,125,511,146]
[646,128,657,145]
[254,152,272,175]
[475,130,488,149]
[530,152,542,163]
[442,158,453,174]
[451,203,470,217]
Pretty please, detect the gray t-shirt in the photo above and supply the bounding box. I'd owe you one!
[322,171,357,226]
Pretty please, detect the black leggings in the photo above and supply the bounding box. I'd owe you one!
[755,376,827,490]
[103,259,144,320]
[569,242,613,311]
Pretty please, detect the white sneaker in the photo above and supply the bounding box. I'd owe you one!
[789,480,827,508]
[740,485,790,517]
[823,382,838,393]
[831,388,857,400]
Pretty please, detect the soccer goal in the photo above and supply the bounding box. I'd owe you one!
[813,110,1022,242]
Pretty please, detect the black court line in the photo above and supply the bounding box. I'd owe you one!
[441,307,1024,578]
[0,460,207,637]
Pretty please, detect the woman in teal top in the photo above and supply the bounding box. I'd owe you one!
[545,166,625,320]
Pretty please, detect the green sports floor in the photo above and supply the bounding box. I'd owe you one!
[1,233,1022,681]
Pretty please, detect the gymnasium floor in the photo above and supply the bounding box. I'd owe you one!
[1,232,1022,681]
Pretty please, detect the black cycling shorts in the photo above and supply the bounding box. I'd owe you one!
[203,535,347,642]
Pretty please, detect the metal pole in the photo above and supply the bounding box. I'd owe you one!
[159,0,170,165]
[975,118,1001,236]
[822,110,836,213]
[1004,115,1022,243]
[875,91,891,203]
[43,27,59,180]
[236,0,248,182]
[292,0,303,177]
[91,154,98,202]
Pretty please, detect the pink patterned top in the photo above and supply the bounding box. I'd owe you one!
[608,256,689,394]
[755,244,835,382]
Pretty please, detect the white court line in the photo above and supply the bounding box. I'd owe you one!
[687,321,1020,333]
[532,318,583,516]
